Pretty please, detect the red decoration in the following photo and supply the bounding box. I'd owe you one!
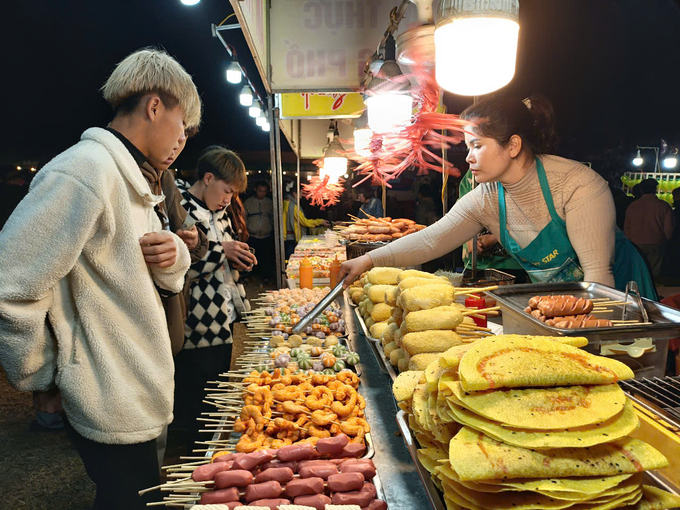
[301,171,345,209]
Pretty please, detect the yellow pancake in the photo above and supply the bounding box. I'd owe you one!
[459,336,634,391]
[446,398,639,448]
[634,485,680,510]
[438,343,475,369]
[448,427,668,481]
[392,370,424,402]
[437,462,635,498]
[447,381,626,429]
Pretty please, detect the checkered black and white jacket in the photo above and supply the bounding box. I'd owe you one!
[178,181,246,349]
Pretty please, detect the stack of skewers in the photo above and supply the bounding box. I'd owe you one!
[335,214,425,244]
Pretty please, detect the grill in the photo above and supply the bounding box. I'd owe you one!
[620,376,680,425]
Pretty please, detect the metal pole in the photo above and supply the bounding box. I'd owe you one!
[274,105,285,288]
[471,96,479,280]
[297,120,301,241]
[381,182,386,217]
[268,95,285,290]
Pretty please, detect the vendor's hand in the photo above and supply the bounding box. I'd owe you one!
[33,387,62,414]
[322,220,331,227]
[339,254,374,288]
[222,240,258,271]
[477,234,499,253]
[140,232,177,268]
[177,226,199,251]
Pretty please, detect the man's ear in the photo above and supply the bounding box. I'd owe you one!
[145,96,162,122]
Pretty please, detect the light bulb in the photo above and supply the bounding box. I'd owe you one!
[435,17,519,95]
[262,122,271,132]
[249,105,261,118]
[16,166,21,170]
[181,0,200,5]
[307,175,312,181]
[365,93,412,133]
[633,150,643,167]
[256,112,266,126]
[354,128,373,157]
[322,157,347,184]
[663,156,678,169]
[239,86,253,106]
[226,62,242,84]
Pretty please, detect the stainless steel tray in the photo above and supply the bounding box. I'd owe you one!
[487,282,680,337]
[354,308,398,381]
[396,410,446,510]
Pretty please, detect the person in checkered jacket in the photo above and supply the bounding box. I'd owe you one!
[174,146,256,453]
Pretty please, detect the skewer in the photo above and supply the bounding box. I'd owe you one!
[591,309,614,314]
[610,319,643,323]
[614,322,652,326]
[462,306,500,316]
[454,286,499,296]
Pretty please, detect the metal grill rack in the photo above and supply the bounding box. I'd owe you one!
[620,376,680,424]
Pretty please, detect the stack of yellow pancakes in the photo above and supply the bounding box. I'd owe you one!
[393,334,680,510]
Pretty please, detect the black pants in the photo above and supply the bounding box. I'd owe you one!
[248,235,275,278]
[174,343,233,455]
[64,417,161,509]
[285,240,297,262]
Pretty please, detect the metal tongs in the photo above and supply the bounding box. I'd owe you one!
[291,281,345,334]
[622,280,649,323]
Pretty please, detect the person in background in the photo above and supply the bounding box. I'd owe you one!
[175,146,256,455]
[244,180,274,282]
[624,178,675,279]
[415,183,438,226]
[632,183,643,200]
[664,188,680,279]
[357,186,384,219]
[283,180,330,260]
[610,184,633,231]
[0,47,199,509]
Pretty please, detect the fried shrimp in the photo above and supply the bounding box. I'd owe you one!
[236,433,265,453]
[274,386,304,402]
[331,385,357,417]
[308,424,332,438]
[282,401,308,415]
[305,386,334,410]
[312,373,331,386]
[338,370,360,389]
[311,410,338,427]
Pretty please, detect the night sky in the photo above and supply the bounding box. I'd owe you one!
[3,0,680,171]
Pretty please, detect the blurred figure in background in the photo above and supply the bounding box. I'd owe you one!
[624,178,675,279]
[244,180,274,282]
[356,186,383,219]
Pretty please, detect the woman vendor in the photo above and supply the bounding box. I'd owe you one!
[340,95,656,299]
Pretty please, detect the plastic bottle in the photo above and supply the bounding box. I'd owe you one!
[329,255,342,289]
[465,294,487,328]
[299,257,313,289]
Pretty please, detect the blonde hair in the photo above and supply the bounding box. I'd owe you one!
[196,146,247,193]
[101,47,202,130]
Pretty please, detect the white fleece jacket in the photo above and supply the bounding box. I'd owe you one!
[0,127,190,444]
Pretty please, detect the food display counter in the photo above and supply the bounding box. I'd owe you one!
[286,235,347,289]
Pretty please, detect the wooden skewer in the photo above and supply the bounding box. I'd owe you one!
[462,306,500,316]
[591,309,614,314]
[614,322,652,326]
[455,286,499,296]
[610,319,643,323]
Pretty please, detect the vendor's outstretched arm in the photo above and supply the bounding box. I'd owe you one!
[368,198,483,268]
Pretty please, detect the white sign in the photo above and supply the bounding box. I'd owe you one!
[270,0,420,91]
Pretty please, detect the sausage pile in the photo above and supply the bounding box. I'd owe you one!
[525,295,613,328]
[340,218,425,243]
[233,369,368,454]
[192,436,387,509]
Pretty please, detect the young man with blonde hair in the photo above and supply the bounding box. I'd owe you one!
[0,47,202,508]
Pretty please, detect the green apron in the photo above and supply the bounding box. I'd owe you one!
[498,158,657,300]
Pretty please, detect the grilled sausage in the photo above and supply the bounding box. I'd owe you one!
[261,460,298,472]
[293,494,332,510]
[327,472,365,492]
[192,462,231,482]
[244,481,283,503]
[530,309,546,322]
[234,450,276,471]
[277,444,319,462]
[254,467,295,484]
[198,487,240,504]
[339,460,376,479]
[363,499,389,510]
[538,296,593,318]
[554,318,613,329]
[316,434,350,455]
[214,469,254,489]
[284,477,325,497]
[298,463,338,480]
[368,225,392,234]
[331,489,374,507]
[333,442,366,458]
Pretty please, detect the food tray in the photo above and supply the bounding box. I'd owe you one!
[395,410,446,510]
[488,282,680,379]
[487,282,680,337]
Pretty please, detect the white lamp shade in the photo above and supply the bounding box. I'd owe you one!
[435,17,519,95]
[262,122,271,132]
[365,94,412,133]
[323,157,347,180]
[239,87,253,106]
[181,0,200,5]
[354,128,373,157]
[256,112,266,126]
[633,157,644,167]
[226,62,242,84]
[249,105,261,118]
[663,156,678,169]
